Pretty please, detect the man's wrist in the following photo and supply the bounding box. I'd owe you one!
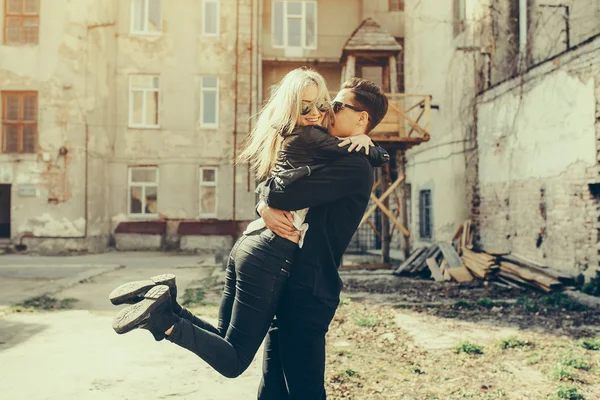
[257,201,268,217]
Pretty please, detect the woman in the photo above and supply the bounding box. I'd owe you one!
[110,68,389,378]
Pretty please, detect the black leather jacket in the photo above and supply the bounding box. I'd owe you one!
[269,125,390,188]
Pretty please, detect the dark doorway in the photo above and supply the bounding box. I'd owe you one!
[0,185,10,238]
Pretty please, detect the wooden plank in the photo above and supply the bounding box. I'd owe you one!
[426,257,445,282]
[366,219,382,240]
[451,224,463,242]
[440,259,451,281]
[393,247,426,275]
[360,175,405,225]
[438,242,463,268]
[448,266,474,282]
[409,245,439,273]
[369,193,410,237]
[499,262,562,290]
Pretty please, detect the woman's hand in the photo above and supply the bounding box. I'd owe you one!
[259,204,300,239]
[337,134,374,155]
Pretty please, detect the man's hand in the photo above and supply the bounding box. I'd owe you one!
[337,134,374,155]
[259,204,300,239]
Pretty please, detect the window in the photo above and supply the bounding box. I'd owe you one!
[4,0,40,44]
[395,37,405,93]
[453,0,466,37]
[129,75,160,128]
[2,91,37,153]
[419,190,432,240]
[130,0,161,34]
[202,0,219,36]
[406,183,412,228]
[389,0,403,11]
[200,76,219,128]
[128,167,158,217]
[199,167,217,217]
[272,1,317,49]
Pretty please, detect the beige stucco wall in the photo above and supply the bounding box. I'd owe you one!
[0,0,258,252]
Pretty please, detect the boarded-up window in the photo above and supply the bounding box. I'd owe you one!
[2,91,37,153]
[4,0,40,44]
[128,167,158,217]
[199,167,217,217]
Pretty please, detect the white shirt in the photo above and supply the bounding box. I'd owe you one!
[243,207,310,248]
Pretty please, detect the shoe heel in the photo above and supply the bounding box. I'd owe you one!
[145,285,170,301]
[151,274,176,288]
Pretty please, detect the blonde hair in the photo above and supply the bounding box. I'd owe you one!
[238,67,331,180]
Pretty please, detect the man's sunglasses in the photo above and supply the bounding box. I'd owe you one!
[331,100,366,114]
[300,100,331,115]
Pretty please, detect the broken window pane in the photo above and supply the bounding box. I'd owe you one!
[200,186,216,216]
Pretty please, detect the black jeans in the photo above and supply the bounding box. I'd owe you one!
[166,229,297,378]
[257,285,338,400]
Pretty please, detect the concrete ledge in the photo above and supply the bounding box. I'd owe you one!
[115,233,162,251]
[180,235,234,253]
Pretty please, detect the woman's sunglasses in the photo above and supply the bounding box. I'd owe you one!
[300,100,331,116]
[331,100,366,114]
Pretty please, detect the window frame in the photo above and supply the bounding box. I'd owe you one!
[128,75,160,129]
[389,0,404,12]
[199,167,218,218]
[127,166,159,218]
[4,0,40,45]
[202,0,220,36]
[200,76,219,129]
[418,189,432,240]
[130,0,162,36]
[453,0,466,37]
[1,91,37,154]
[271,1,318,50]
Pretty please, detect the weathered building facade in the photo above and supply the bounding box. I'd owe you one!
[0,0,258,253]
[404,0,600,278]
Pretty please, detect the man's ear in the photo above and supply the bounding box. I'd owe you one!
[358,111,369,126]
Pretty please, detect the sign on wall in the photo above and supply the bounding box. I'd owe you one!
[17,184,37,197]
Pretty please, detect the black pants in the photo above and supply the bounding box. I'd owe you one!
[166,229,297,378]
[257,285,338,400]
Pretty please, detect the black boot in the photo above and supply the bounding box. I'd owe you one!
[112,285,179,341]
[109,274,182,314]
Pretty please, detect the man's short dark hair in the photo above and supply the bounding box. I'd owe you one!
[342,78,389,134]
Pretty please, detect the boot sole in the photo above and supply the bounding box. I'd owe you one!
[112,285,170,334]
[109,274,176,305]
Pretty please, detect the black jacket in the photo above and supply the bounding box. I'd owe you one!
[269,125,389,189]
[256,125,389,302]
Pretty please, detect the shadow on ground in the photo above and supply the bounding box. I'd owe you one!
[0,318,48,352]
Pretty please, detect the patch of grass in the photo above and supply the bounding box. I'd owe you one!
[476,297,495,309]
[353,314,382,327]
[15,295,78,311]
[516,296,539,313]
[554,364,579,382]
[454,341,484,355]
[579,337,600,351]
[454,299,473,309]
[182,287,207,307]
[339,297,351,306]
[526,353,543,365]
[564,358,592,371]
[499,336,534,350]
[540,293,586,312]
[343,368,360,378]
[555,386,585,400]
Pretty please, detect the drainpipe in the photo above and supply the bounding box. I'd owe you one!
[232,0,240,221]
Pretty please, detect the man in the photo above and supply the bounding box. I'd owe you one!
[256,78,389,399]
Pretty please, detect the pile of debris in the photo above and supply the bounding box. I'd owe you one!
[393,220,576,293]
